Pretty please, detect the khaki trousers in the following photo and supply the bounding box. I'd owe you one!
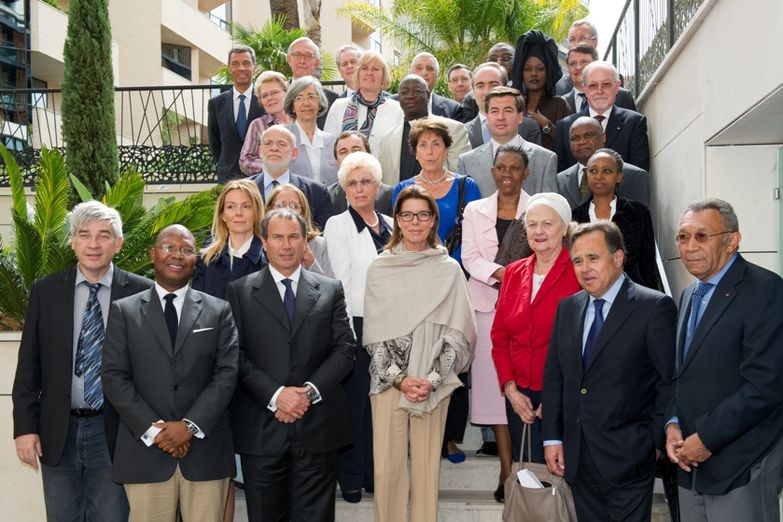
[124,464,229,522]
[371,387,450,522]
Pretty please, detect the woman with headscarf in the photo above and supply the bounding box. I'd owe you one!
[511,30,572,151]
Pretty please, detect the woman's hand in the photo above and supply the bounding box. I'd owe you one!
[492,266,505,282]
[526,110,550,130]
[400,377,432,402]
[505,382,536,424]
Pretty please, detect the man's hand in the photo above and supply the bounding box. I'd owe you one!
[275,410,298,424]
[400,377,432,402]
[544,444,565,477]
[276,387,310,419]
[677,433,712,470]
[665,423,688,471]
[15,434,42,470]
[153,421,193,454]
[170,441,191,459]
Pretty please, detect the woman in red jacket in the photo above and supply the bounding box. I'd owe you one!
[491,192,580,463]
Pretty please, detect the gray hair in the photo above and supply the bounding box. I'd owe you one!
[260,208,307,239]
[337,151,383,189]
[683,198,739,232]
[581,61,619,88]
[287,37,320,59]
[337,44,362,63]
[228,45,256,65]
[284,76,329,118]
[68,201,123,239]
[570,19,598,39]
[412,52,440,75]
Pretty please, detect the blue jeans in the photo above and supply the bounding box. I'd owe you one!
[41,415,129,522]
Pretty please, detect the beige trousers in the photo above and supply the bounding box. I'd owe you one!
[371,387,450,522]
[124,464,229,522]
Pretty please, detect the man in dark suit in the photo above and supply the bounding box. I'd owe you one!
[666,199,783,521]
[543,221,676,521]
[556,116,650,208]
[287,37,339,129]
[458,43,514,123]
[554,61,650,173]
[208,45,264,182]
[226,209,355,521]
[13,201,152,521]
[554,19,599,95]
[101,224,238,521]
[327,130,393,215]
[562,45,636,113]
[250,125,335,230]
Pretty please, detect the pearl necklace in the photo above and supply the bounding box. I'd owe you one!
[418,169,451,185]
[364,214,380,228]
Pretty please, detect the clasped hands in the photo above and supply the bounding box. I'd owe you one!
[153,421,192,459]
[504,382,542,424]
[400,376,432,403]
[665,424,712,472]
[275,386,312,424]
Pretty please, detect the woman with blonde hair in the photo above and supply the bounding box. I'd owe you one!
[364,184,476,522]
[239,70,292,176]
[266,183,333,277]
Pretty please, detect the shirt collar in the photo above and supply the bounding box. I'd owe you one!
[263,170,291,190]
[589,272,625,306]
[154,282,188,302]
[229,236,254,259]
[491,134,524,154]
[295,120,324,148]
[75,263,114,288]
[268,264,301,285]
[704,252,738,286]
[233,85,254,100]
[588,106,612,120]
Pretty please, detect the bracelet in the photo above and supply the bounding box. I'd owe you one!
[392,373,407,390]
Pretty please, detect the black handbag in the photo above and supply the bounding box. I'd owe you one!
[443,175,468,255]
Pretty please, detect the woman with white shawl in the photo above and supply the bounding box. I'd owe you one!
[363,184,476,522]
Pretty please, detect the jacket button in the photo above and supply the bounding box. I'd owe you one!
[580,388,587,395]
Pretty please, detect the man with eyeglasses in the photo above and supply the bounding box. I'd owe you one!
[665,198,783,521]
[562,44,637,114]
[286,37,339,129]
[554,19,600,95]
[13,201,152,521]
[378,74,470,185]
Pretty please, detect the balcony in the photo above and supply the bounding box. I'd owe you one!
[160,0,230,78]
[29,0,68,84]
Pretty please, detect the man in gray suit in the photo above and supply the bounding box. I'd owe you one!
[556,116,650,208]
[457,86,557,198]
[102,225,238,521]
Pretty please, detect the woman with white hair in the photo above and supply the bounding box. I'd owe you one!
[239,70,292,176]
[323,151,392,503]
[491,193,581,466]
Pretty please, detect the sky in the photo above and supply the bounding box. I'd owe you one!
[587,0,627,57]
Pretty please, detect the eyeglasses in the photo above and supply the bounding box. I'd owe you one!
[397,210,433,222]
[260,89,284,100]
[398,88,427,98]
[489,55,514,63]
[154,245,197,257]
[674,231,735,245]
[345,178,376,189]
[291,52,316,61]
[294,93,320,105]
[273,201,302,211]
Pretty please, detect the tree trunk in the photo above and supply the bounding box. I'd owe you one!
[270,0,299,30]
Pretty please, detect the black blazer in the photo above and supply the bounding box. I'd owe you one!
[556,161,650,209]
[668,255,783,494]
[554,105,650,172]
[250,172,336,231]
[192,236,266,299]
[431,92,463,120]
[572,196,662,291]
[208,89,264,182]
[542,277,676,487]
[226,267,355,456]
[12,266,153,465]
[317,87,339,130]
[102,287,238,483]
[327,181,394,216]
[563,87,637,113]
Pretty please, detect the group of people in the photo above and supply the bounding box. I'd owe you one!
[10,19,783,522]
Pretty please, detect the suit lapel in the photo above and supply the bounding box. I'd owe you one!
[604,107,623,147]
[61,268,77,366]
[476,195,500,246]
[253,269,290,331]
[675,284,694,373]
[249,93,264,121]
[291,270,321,337]
[140,288,174,358]
[572,292,590,378]
[220,90,240,141]
[565,165,580,205]
[585,277,635,371]
[467,118,482,148]
[174,289,203,354]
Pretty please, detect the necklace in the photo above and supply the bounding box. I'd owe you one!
[418,169,450,185]
[364,213,379,228]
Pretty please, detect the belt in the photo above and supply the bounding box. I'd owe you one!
[70,408,103,418]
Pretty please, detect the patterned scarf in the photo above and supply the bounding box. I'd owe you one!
[341,90,388,135]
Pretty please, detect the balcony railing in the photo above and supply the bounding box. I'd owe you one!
[603,0,705,98]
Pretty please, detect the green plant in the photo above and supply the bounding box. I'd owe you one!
[0,145,220,329]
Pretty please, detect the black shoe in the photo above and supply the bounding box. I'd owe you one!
[476,441,498,457]
[341,490,362,503]
[493,485,504,503]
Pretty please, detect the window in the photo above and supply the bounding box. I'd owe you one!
[161,44,192,80]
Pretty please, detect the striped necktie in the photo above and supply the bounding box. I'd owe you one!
[75,282,104,409]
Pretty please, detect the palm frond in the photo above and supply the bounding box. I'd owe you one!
[70,173,94,202]
[12,215,42,289]
[0,250,27,325]
[0,144,29,223]
[102,170,147,235]
[34,148,71,275]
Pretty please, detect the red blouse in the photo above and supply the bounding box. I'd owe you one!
[491,247,580,391]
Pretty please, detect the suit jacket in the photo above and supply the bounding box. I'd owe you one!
[12,266,152,466]
[557,161,650,208]
[431,92,463,120]
[191,235,266,299]
[226,267,355,456]
[377,114,471,185]
[327,181,394,216]
[208,89,264,182]
[668,255,783,494]
[554,105,650,172]
[316,87,339,130]
[250,172,336,231]
[456,139,557,198]
[286,123,339,186]
[542,277,676,486]
[465,114,542,149]
[102,287,238,484]
[563,87,637,113]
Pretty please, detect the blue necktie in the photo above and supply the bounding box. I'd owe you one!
[683,282,712,360]
[164,293,178,347]
[577,92,587,112]
[481,118,490,144]
[281,279,295,325]
[582,299,605,369]
[75,282,104,410]
[236,94,248,140]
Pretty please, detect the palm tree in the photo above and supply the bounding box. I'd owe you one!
[270,0,300,31]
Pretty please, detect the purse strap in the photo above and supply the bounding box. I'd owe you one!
[453,175,468,226]
[520,422,533,464]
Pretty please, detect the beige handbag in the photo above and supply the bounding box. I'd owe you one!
[502,424,577,522]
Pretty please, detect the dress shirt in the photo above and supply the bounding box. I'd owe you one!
[575,89,587,113]
[233,85,254,122]
[266,265,322,410]
[71,264,114,409]
[228,236,253,270]
[261,170,291,200]
[587,196,618,222]
[295,120,324,183]
[490,134,525,156]
[588,107,612,131]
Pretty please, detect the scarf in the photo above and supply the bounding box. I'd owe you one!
[341,90,388,136]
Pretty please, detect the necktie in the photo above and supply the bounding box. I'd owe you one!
[281,279,295,325]
[481,118,490,144]
[164,293,178,347]
[682,282,712,360]
[594,114,606,123]
[75,282,104,410]
[577,92,587,112]
[237,94,248,140]
[582,299,605,368]
[578,166,590,199]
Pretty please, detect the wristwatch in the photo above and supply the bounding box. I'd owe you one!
[182,419,199,435]
[304,384,319,402]
[541,123,551,135]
